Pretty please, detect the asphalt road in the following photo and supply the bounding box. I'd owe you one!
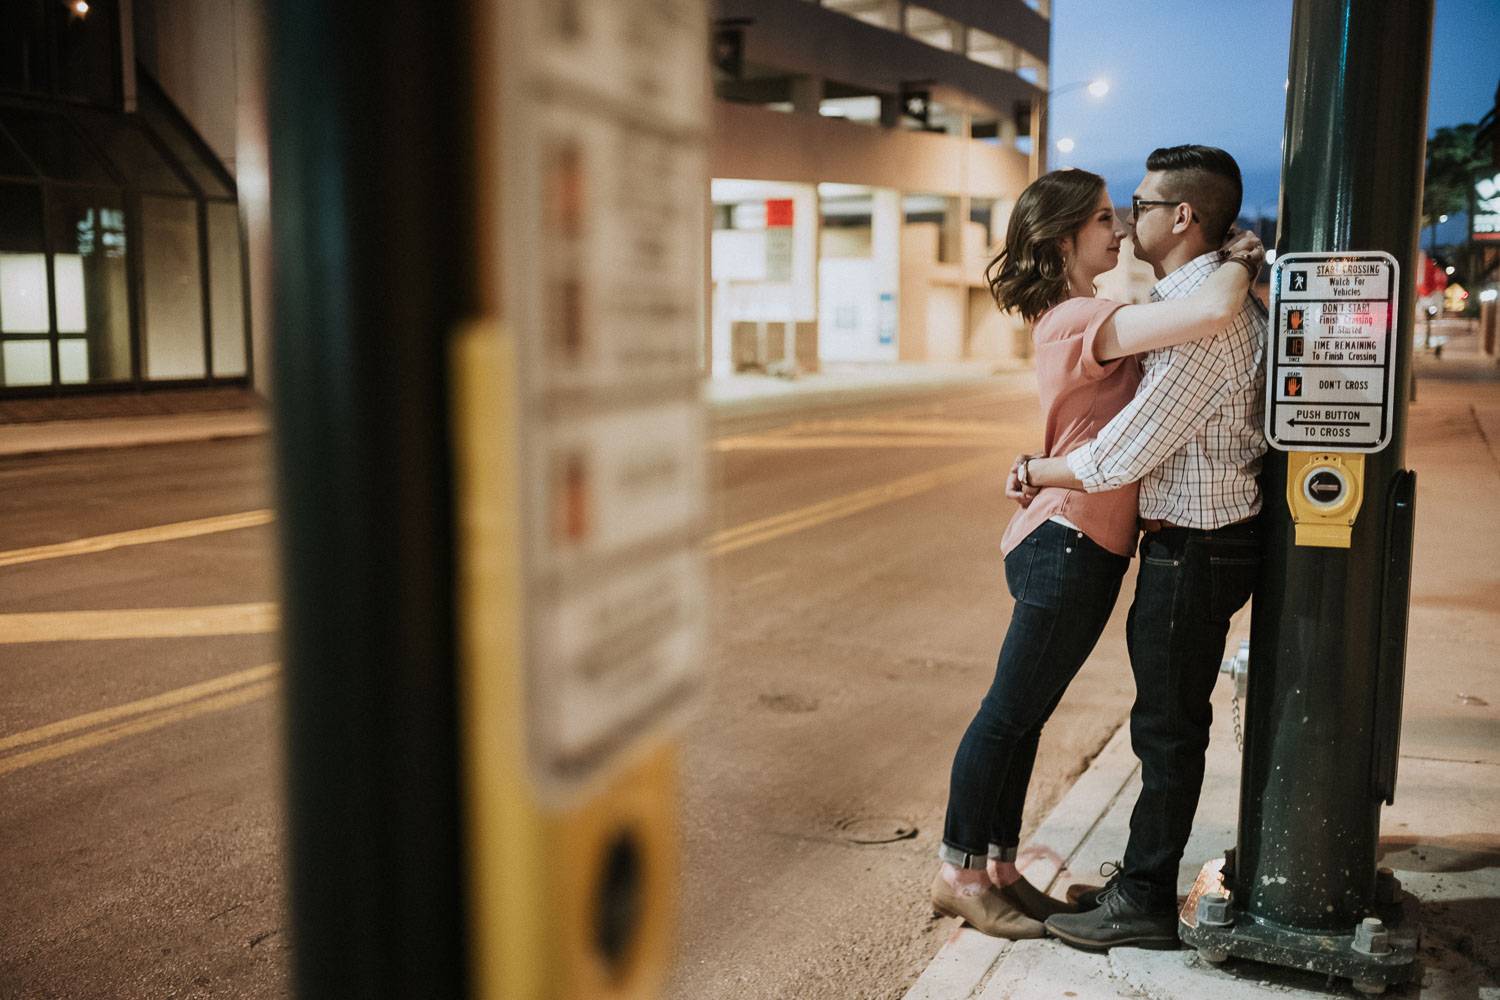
[0,381,1138,999]
[0,437,286,999]
[671,384,1137,1000]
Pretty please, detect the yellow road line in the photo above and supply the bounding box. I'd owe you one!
[0,510,275,569]
[705,455,995,556]
[0,662,280,754]
[0,603,279,644]
[0,678,279,777]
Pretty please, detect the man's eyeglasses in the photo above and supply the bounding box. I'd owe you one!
[1131,196,1200,224]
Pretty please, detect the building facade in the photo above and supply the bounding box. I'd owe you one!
[708,0,1051,374]
[0,0,268,402]
[0,0,1061,402]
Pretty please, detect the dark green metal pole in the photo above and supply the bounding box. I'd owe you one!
[1241,0,1429,927]
[267,0,476,995]
[1181,1,1429,991]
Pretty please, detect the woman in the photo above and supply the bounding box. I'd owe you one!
[930,168,1262,937]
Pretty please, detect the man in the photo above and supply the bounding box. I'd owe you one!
[1009,145,1268,951]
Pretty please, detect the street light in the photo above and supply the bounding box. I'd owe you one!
[1055,137,1076,153]
[1028,77,1109,182]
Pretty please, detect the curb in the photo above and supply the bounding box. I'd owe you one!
[0,411,270,458]
[900,723,1140,1000]
[903,610,1254,1000]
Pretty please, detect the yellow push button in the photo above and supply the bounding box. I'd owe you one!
[1286,452,1365,548]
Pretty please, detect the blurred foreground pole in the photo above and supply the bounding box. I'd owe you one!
[267,0,474,996]
[1178,1,1430,994]
[269,0,709,996]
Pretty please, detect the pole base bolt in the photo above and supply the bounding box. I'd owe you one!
[1197,891,1234,927]
[1353,916,1390,955]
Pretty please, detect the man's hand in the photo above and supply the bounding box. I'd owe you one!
[1005,451,1043,507]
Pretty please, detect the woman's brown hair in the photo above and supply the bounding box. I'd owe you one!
[985,168,1106,323]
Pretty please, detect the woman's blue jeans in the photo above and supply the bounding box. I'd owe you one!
[941,519,1128,868]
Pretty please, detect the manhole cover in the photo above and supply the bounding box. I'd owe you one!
[835,817,918,844]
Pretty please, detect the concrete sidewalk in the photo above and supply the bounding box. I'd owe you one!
[904,322,1500,1000]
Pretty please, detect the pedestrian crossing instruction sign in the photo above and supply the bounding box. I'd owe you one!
[1265,252,1399,452]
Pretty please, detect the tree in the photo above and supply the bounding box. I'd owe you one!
[1476,78,1499,167]
[1421,123,1486,236]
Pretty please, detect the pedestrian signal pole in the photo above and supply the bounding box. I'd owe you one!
[269,0,711,997]
[1177,2,1430,994]
[268,0,474,995]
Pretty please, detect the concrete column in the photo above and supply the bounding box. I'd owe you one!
[879,93,901,129]
[790,75,823,116]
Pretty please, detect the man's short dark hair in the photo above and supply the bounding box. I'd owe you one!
[1146,145,1243,243]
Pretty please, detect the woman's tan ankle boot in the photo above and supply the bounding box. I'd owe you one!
[930,872,1045,939]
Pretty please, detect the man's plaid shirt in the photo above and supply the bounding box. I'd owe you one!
[1066,251,1268,528]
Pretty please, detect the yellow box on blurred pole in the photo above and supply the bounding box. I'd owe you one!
[455,0,711,995]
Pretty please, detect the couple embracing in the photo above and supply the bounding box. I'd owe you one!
[931,145,1269,952]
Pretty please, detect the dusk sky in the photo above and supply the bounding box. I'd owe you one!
[1049,0,1500,243]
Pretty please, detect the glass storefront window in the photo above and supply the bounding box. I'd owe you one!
[0,106,115,185]
[70,107,192,196]
[0,68,251,395]
[141,195,206,379]
[48,188,132,382]
[0,182,50,388]
[0,181,45,252]
[0,253,48,332]
[137,76,234,199]
[207,201,246,376]
[2,339,51,386]
[0,126,34,178]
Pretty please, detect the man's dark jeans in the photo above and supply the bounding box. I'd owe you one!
[1120,520,1261,912]
[942,520,1129,867]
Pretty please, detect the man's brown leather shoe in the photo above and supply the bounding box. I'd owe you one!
[1065,860,1122,909]
[930,872,1045,939]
